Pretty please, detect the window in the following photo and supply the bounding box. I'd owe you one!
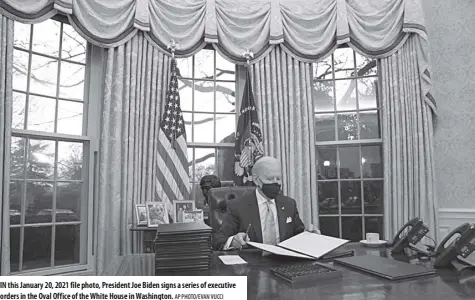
[313,47,383,242]
[176,49,237,208]
[9,19,90,273]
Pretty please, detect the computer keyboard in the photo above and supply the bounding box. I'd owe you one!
[271,262,341,284]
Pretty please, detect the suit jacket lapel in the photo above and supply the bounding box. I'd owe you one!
[275,195,287,241]
[247,192,263,243]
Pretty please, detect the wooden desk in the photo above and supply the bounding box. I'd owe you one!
[158,244,475,300]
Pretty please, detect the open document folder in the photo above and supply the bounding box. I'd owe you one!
[247,231,349,260]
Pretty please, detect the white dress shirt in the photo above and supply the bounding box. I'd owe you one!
[223,189,280,250]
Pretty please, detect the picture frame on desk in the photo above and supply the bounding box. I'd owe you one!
[146,202,169,227]
[135,204,148,226]
[173,200,194,223]
[182,210,204,223]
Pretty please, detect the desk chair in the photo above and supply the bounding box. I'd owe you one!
[208,187,256,234]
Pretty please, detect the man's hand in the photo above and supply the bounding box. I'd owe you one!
[231,232,250,249]
[307,224,321,234]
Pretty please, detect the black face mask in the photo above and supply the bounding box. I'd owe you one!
[260,183,281,199]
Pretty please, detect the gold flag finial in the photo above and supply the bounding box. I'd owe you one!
[167,39,179,59]
[243,49,254,65]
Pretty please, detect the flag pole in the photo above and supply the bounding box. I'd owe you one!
[243,50,254,184]
[168,39,178,149]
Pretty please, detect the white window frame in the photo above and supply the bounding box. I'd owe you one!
[314,47,384,240]
[6,15,102,276]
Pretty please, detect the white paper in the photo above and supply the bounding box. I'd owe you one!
[219,255,248,265]
[277,231,349,259]
[247,242,314,259]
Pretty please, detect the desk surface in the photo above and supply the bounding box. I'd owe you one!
[157,244,475,300]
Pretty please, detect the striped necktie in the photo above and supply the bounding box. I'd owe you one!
[262,200,278,245]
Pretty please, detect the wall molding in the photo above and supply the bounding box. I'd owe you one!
[438,208,475,239]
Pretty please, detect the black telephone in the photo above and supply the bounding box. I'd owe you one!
[433,223,475,268]
[391,217,430,254]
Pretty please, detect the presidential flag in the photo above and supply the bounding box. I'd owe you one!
[155,58,191,211]
[234,66,264,186]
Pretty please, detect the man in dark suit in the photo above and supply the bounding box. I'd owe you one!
[213,156,314,250]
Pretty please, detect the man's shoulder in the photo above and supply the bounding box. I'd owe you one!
[277,193,297,206]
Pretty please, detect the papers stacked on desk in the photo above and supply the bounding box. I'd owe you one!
[153,222,212,273]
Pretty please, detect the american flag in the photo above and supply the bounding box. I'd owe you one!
[155,59,191,208]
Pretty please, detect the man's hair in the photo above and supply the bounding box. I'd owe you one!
[200,175,221,188]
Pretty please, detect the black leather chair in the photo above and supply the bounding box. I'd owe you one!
[208,186,256,233]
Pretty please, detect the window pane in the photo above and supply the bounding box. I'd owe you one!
[27,139,55,180]
[10,137,26,179]
[12,92,26,129]
[216,52,235,81]
[359,110,380,139]
[356,53,377,77]
[29,55,58,97]
[12,50,29,91]
[59,61,85,101]
[61,24,86,63]
[23,226,52,270]
[339,146,360,179]
[216,82,235,113]
[56,182,81,222]
[216,147,235,181]
[183,112,192,143]
[364,181,383,214]
[341,181,361,214]
[193,148,215,182]
[32,19,60,56]
[333,48,355,79]
[194,80,214,112]
[176,56,193,78]
[342,216,362,242]
[335,80,357,111]
[178,80,192,111]
[10,228,20,272]
[57,100,83,135]
[365,216,384,239]
[13,22,31,50]
[318,182,338,215]
[314,81,334,112]
[313,56,333,80]
[361,145,383,178]
[337,112,358,140]
[317,147,337,180]
[58,141,83,180]
[315,113,335,141]
[9,181,23,225]
[194,49,215,79]
[215,114,234,143]
[358,78,378,109]
[27,95,56,132]
[319,217,339,238]
[193,113,214,143]
[26,182,53,224]
[55,225,80,266]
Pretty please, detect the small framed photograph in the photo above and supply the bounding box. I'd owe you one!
[146,202,169,227]
[173,200,195,222]
[135,204,148,226]
[182,210,204,223]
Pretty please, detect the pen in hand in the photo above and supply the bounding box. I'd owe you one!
[241,223,251,250]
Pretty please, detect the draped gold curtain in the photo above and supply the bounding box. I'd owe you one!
[96,33,170,274]
[251,47,317,227]
[379,34,438,241]
[0,15,13,276]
